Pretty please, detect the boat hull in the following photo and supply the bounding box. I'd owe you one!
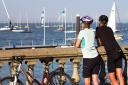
[114,34,123,40]
[11,29,25,32]
[0,27,11,31]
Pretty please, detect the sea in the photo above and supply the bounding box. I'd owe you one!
[0,23,128,84]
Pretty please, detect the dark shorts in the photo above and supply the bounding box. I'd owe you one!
[107,51,122,73]
[83,55,101,78]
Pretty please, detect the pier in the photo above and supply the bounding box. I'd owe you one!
[0,45,128,84]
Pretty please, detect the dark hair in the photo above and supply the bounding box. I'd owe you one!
[99,15,108,22]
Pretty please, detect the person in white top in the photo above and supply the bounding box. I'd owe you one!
[75,16,101,85]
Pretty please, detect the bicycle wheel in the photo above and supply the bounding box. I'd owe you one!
[50,72,74,85]
[0,76,23,85]
[32,79,41,85]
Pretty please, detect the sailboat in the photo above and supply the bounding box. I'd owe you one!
[0,21,11,31]
[66,23,76,33]
[0,0,16,31]
[14,18,20,28]
[56,13,65,31]
[23,14,32,33]
[11,20,25,32]
[24,23,31,32]
[11,27,25,32]
[24,20,29,29]
[107,0,123,40]
[0,26,11,31]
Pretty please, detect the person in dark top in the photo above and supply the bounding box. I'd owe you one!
[96,15,125,85]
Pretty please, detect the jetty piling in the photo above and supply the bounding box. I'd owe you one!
[76,14,80,36]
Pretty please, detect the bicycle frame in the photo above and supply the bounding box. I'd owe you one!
[9,58,36,85]
[42,64,71,85]
[41,63,51,85]
[10,63,21,85]
[39,57,74,85]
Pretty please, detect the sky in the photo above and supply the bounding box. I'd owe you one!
[0,0,128,23]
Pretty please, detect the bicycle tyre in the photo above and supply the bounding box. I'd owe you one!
[0,76,23,85]
[50,72,74,85]
[32,79,41,85]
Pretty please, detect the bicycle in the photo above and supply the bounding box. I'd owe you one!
[0,56,40,85]
[32,57,75,85]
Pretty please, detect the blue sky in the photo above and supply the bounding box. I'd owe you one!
[0,0,127,23]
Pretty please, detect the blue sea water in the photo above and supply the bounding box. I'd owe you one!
[0,23,76,47]
[0,23,128,84]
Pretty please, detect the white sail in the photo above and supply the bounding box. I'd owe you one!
[107,0,117,32]
[107,0,123,40]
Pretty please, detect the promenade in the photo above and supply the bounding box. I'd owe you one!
[0,45,128,84]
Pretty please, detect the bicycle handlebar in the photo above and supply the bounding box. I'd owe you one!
[125,48,128,51]
[12,56,25,63]
[39,57,53,64]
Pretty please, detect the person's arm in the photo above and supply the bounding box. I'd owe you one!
[75,31,82,48]
[75,39,81,48]
[96,38,103,46]
[95,27,103,47]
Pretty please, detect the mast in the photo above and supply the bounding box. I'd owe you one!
[25,13,29,31]
[1,0,13,29]
[44,8,46,46]
[58,15,60,30]
[64,8,66,45]
[1,0,10,20]
[41,8,46,46]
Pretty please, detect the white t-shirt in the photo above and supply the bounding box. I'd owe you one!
[77,28,98,58]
